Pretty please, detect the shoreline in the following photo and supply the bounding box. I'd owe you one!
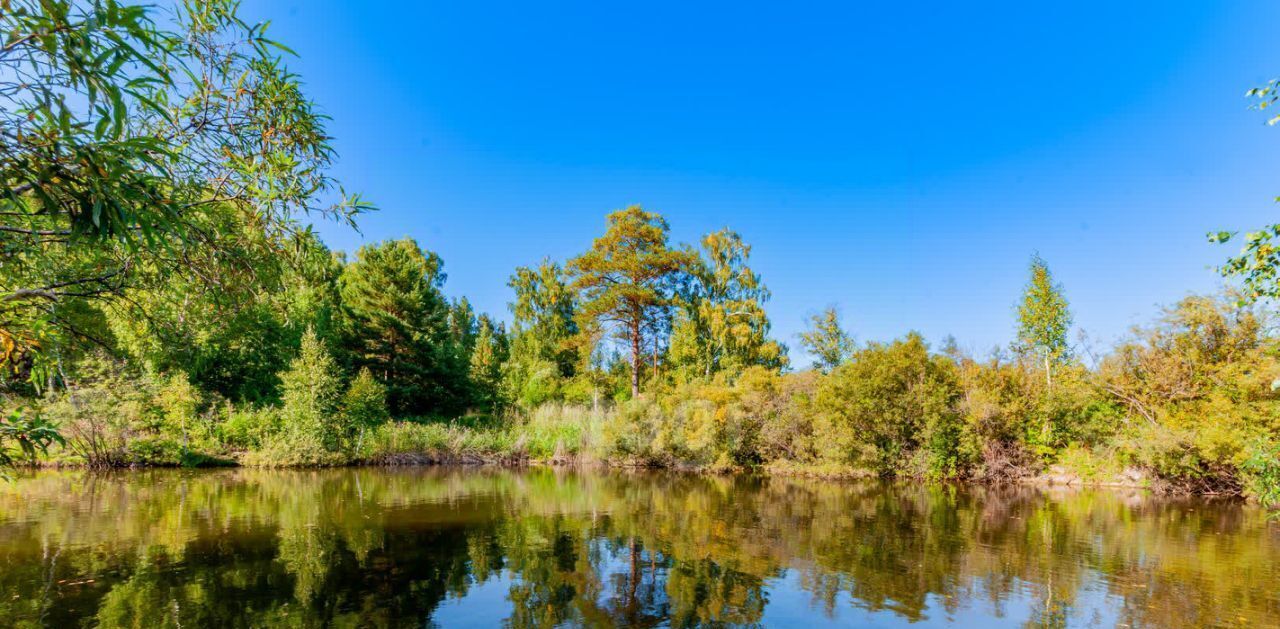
[28,455,1252,499]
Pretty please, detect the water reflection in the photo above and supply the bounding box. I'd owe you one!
[0,468,1276,627]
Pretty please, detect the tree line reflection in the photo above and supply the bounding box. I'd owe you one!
[0,468,1276,627]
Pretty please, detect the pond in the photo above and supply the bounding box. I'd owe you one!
[0,467,1276,627]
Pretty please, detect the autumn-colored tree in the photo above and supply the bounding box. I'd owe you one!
[1014,255,1072,390]
[568,207,696,397]
[669,229,786,380]
[798,307,854,373]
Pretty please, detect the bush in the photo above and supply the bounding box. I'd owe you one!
[1102,296,1279,490]
[602,398,666,464]
[217,405,280,450]
[272,328,344,463]
[340,368,390,451]
[32,353,226,467]
[815,334,963,477]
[756,371,821,465]
[1240,437,1280,508]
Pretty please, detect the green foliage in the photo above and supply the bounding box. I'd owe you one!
[1212,226,1280,302]
[1100,296,1279,490]
[663,367,796,469]
[339,238,466,415]
[512,404,602,460]
[359,421,454,460]
[1241,436,1280,509]
[216,405,280,451]
[271,328,344,463]
[0,0,368,383]
[30,353,224,467]
[0,408,62,477]
[798,307,854,373]
[1211,80,1280,300]
[568,206,697,397]
[340,368,390,450]
[469,317,508,410]
[669,229,787,382]
[602,398,668,463]
[106,228,343,403]
[1014,255,1072,389]
[815,333,964,477]
[156,373,200,449]
[0,91,1271,507]
[355,410,599,465]
[504,260,579,406]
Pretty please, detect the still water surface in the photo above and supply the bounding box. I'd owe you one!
[0,467,1277,627]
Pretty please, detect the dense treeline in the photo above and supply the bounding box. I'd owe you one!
[0,1,1277,503]
[7,202,1279,502]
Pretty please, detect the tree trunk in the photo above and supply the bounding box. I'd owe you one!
[630,320,641,398]
[1043,354,1053,444]
[651,338,659,382]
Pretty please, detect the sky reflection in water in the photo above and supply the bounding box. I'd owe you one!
[0,467,1276,627]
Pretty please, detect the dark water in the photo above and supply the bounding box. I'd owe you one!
[0,468,1277,628]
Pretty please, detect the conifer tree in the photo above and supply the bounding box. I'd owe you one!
[469,316,508,410]
[449,297,479,359]
[567,207,697,397]
[279,328,343,454]
[338,238,464,415]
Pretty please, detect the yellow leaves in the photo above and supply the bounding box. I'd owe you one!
[0,330,18,373]
[0,327,39,375]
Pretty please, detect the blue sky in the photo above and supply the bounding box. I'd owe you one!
[243,1,1280,363]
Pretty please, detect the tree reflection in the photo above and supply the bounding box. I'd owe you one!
[0,468,1276,627]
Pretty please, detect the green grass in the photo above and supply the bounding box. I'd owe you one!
[354,405,606,465]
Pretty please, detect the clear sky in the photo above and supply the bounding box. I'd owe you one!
[242,1,1280,364]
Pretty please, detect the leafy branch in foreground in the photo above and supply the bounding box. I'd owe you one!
[1,0,371,385]
[0,408,63,477]
[1210,79,1280,301]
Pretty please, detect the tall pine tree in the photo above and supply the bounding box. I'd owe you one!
[568,206,696,398]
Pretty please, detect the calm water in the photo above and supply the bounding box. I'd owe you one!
[0,468,1277,628]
